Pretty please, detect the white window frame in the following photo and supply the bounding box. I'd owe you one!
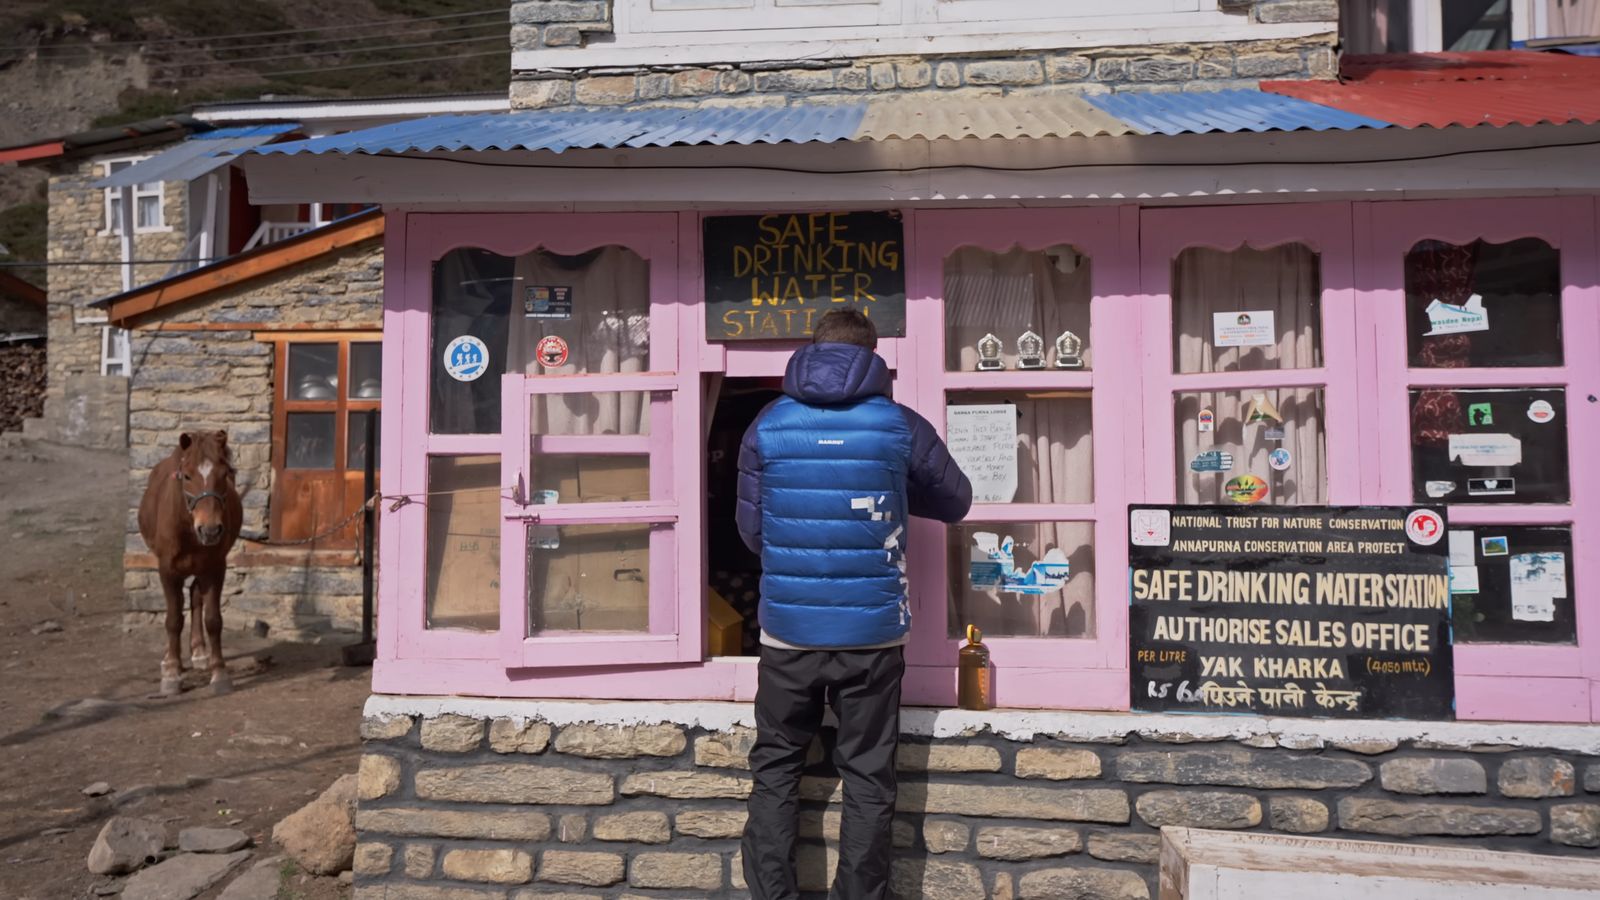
[101,158,170,236]
[101,326,132,377]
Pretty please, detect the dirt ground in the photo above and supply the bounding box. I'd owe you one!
[0,441,369,900]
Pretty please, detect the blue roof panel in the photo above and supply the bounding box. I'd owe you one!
[194,123,301,140]
[1087,89,1392,135]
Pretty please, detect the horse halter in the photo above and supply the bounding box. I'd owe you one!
[175,470,225,513]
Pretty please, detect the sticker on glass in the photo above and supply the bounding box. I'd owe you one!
[1449,564,1479,595]
[1189,450,1234,473]
[524,285,573,320]
[1197,409,1214,433]
[1447,433,1522,467]
[443,335,489,382]
[1467,402,1493,426]
[1527,400,1556,424]
[1131,509,1171,547]
[969,532,1070,596]
[1447,530,1474,567]
[1263,426,1286,441]
[1223,474,1268,505]
[1244,392,1283,425]
[1479,535,1509,557]
[1267,448,1291,471]
[1213,310,1276,347]
[1467,477,1515,496]
[1424,293,1489,336]
[1509,551,1565,622]
[1403,508,1444,546]
[1424,480,1456,498]
[535,335,570,368]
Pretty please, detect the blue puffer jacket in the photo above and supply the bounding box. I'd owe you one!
[736,343,973,649]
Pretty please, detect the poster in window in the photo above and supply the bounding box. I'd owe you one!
[1129,505,1453,720]
[704,211,905,341]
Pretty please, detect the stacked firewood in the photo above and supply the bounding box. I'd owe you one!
[0,345,46,434]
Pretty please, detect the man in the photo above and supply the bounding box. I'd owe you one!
[737,309,972,900]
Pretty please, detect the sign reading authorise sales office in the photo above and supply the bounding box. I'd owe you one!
[704,211,906,340]
[1128,505,1453,720]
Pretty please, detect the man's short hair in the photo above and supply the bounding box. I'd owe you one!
[812,309,878,350]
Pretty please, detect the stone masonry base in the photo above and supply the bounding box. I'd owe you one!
[352,698,1600,899]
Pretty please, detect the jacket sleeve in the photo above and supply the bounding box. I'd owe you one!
[901,406,974,523]
[735,413,766,555]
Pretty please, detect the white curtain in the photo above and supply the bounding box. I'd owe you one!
[1172,245,1326,505]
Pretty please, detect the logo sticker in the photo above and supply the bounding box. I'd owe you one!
[1424,480,1456,498]
[1467,403,1494,426]
[443,335,489,382]
[536,335,570,368]
[1468,477,1515,496]
[1404,509,1445,546]
[1424,294,1489,336]
[1268,448,1292,471]
[1189,450,1234,473]
[1480,535,1509,557]
[1197,409,1214,433]
[1528,400,1555,424]
[1224,475,1268,505]
[1263,426,1286,442]
[1131,509,1171,547]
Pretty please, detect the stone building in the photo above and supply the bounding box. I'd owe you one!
[102,210,384,639]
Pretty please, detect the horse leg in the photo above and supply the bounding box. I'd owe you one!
[189,579,207,670]
[201,573,231,695]
[158,571,186,696]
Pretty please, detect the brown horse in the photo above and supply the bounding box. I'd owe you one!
[137,431,243,696]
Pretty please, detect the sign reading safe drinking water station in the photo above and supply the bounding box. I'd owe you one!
[1128,505,1454,720]
[704,211,906,340]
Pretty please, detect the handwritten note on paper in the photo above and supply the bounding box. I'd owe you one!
[1510,552,1566,622]
[946,404,1018,504]
[1448,432,1523,467]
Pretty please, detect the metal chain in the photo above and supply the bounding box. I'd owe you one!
[243,493,377,546]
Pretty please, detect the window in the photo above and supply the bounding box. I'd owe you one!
[267,335,382,546]
[101,326,131,377]
[101,158,167,234]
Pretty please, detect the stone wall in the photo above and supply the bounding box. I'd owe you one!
[351,702,1600,899]
[121,237,383,639]
[39,150,189,448]
[508,0,1337,110]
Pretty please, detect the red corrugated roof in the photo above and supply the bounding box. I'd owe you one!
[1263,51,1600,129]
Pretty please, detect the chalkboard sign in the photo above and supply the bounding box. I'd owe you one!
[704,211,906,341]
[1128,505,1454,720]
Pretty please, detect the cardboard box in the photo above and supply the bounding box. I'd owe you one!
[530,522,650,633]
[707,589,744,657]
[426,455,502,631]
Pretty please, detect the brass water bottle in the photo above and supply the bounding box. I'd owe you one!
[958,624,993,711]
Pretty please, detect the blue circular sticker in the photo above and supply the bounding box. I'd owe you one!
[1268,448,1292,471]
[443,335,489,382]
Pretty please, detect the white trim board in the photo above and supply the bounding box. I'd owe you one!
[363,695,1600,753]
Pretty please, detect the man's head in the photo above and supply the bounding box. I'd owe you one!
[811,309,877,350]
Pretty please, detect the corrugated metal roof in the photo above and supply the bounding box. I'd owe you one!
[96,125,300,188]
[1086,89,1391,135]
[1264,51,1600,128]
[857,94,1132,139]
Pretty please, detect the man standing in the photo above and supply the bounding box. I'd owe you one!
[737,309,972,900]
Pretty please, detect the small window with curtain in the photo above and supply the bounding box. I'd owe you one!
[101,158,168,234]
[1171,243,1322,374]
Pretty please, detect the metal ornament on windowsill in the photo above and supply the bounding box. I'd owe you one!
[976,332,1005,371]
[1053,330,1084,369]
[1016,329,1046,370]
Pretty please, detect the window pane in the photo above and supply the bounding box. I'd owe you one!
[1451,525,1575,644]
[530,454,650,504]
[528,523,652,634]
[136,194,161,229]
[347,411,380,470]
[948,521,1094,638]
[349,342,382,399]
[107,194,123,232]
[944,246,1092,372]
[1405,238,1562,368]
[431,245,653,434]
[1175,388,1326,505]
[1409,387,1568,503]
[426,455,501,632]
[1172,243,1322,373]
[287,344,339,400]
[285,413,335,469]
[530,392,654,436]
[945,391,1092,504]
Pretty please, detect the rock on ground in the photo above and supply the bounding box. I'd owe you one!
[82,781,113,796]
[178,827,251,853]
[271,773,357,875]
[217,855,285,900]
[87,816,167,875]
[120,849,251,900]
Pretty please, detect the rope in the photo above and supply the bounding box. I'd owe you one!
[239,486,512,545]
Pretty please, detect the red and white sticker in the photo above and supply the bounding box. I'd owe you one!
[1404,508,1445,546]
[1527,400,1555,424]
[536,335,569,369]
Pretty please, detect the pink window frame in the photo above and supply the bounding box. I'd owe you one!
[381,211,703,669]
[1360,197,1600,723]
[902,207,1142,711]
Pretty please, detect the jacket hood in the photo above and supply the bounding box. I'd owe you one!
[783,342,891,405]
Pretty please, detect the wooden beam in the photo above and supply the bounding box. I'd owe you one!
[109,210,384,325]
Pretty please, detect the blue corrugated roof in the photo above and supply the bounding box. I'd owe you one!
[194,123,300,140]
[253,105,868,155]
[1087,89,1392,135]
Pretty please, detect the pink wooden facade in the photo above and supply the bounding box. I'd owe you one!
[376,197,1600,724]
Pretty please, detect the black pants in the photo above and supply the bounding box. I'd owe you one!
[742,644,905,900]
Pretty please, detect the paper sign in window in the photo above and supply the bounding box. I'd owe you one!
[1212,310,1276,347]
[946,404,1019,504]
[1424,294,1489,336]
[1509,552,1565,623]
[1447,432,1522,467]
